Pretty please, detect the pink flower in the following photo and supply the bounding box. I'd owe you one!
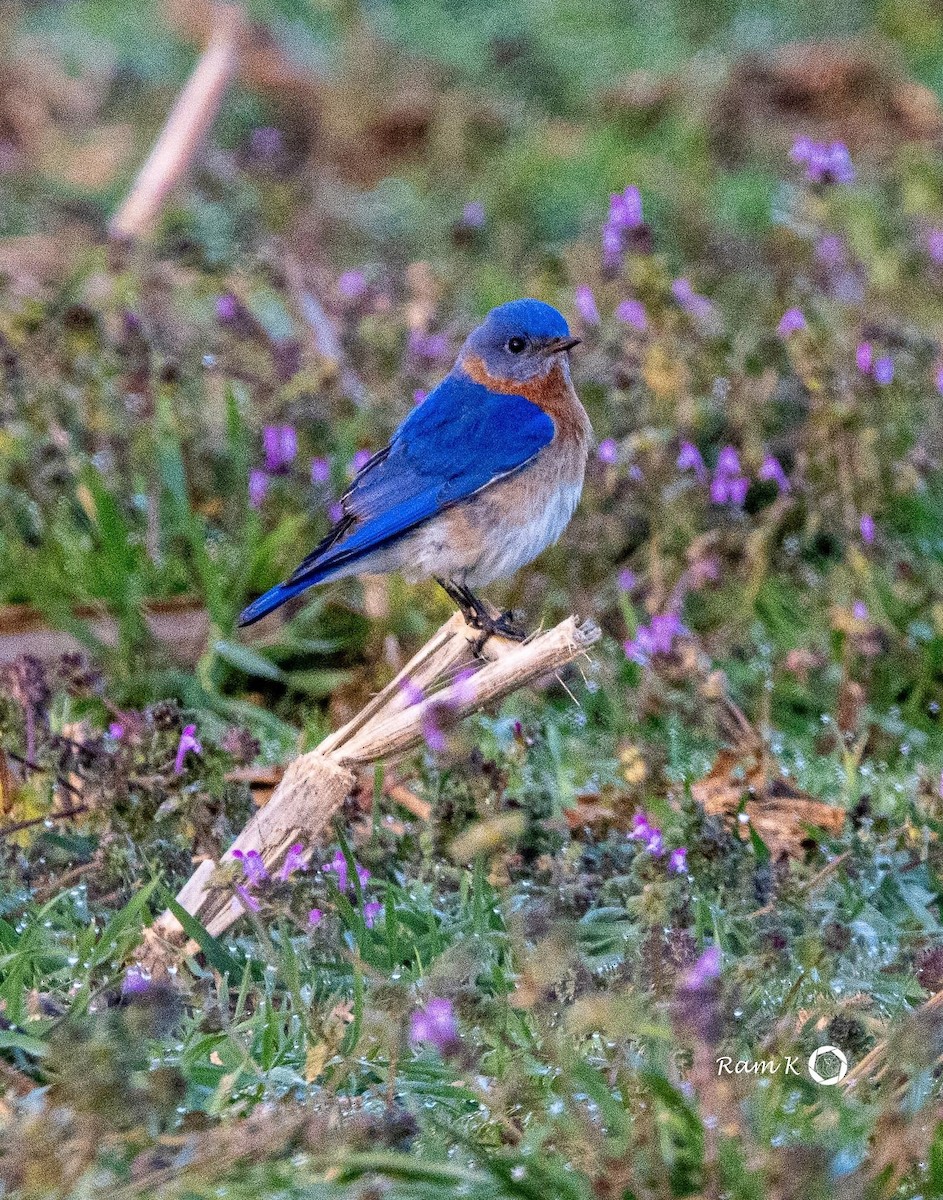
[624,612,687,665]
[575,285,601,326]
[676,441,707,481]
[758,454,790,493]
[682,945,721,988]
[616,299,648,330]
[263,425,297,474]
[777,308,806,337]
[310,457,330,484]
[597,438,618,464]
[337,270,367,300]
[215,294,238,323]
[872,356,894,386]
[323,849,370,894]
[248,469,269,509]
[278,842,307,881]
[351,448,373,474]
[856,342,873,374]
[711,446,749,507]
[410,997,459,1052]
[233,848,268,887]
[308,907,324,927]
[671,278,715,322]
[173,724,203,774]
[122,965,151,996]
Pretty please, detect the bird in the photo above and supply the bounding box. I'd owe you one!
[238,298,592,640]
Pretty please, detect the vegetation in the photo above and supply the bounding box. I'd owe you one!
[3,2,943,1196]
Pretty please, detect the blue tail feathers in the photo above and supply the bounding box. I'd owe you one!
[237,576,320,627]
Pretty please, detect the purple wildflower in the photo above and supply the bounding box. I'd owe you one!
[602,186,644,271]
[236,886,260,913]
[860,514,876,545]
[108,721,125,740]
[852,601,869,621]
[777,308,806,337]
[616,298,648,331]
[263,425,298,474]
[328,501,345,524]
[421,708,448,753]
[671,278,715,323]
[936,365,943,395]
[668,846,688,874]
[758,454,790,494]
[363,901,383,929]
[122,965,151,996]
[250,125,283,159]
[449,668,478,707]
[873,356,894,386]
[711,446,749,507]
[682,945,721,989]
[816,235,846,269]
[409,997,459,1052]
[790,138,855,185]
[630,812,664,856]
[597,437,618,464]
[413,388,428,406]
[856,342,873,373]
[408,330,449,361]
[278,842,307,881]
[928,230,943,265]
[575,285,601,326]
[624,612,687,664]
[337,269,368,300]
[233,849,268,887]
[308,907,324,927]
[400,677,425,707]
[310,456,330,484]
[323,849,370,894]
[249,469,269,509]
[461,201,486,228]
[351,448,373,475]
[676,441,707,481]
[617,568,637,592]
[215,294,238,323]
[173,723,203,774]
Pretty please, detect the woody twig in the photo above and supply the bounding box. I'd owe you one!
[143,612,600,963]
[109,3,248,241]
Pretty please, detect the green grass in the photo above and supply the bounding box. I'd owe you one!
[4,1,943,1196]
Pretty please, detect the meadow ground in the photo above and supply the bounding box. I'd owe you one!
[4,2,943,1196]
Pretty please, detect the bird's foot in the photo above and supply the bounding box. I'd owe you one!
[435,578,528,647]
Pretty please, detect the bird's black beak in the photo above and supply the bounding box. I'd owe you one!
[544,335,581,355]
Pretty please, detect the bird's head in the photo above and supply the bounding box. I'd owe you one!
[458,299,580,385]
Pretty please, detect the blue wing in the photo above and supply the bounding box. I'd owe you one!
[238,373,554,625]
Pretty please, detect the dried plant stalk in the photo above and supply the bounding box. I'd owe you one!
[145,613,600,960]
[109,4,247,241]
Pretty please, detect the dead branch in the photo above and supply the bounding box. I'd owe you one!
[109,4,248,241]
[143,612,600,961]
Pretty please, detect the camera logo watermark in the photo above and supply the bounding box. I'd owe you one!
[807,1045,848,1085]
[716,1045,848,1085]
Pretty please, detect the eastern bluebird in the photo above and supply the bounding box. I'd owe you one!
[238,299,591,639]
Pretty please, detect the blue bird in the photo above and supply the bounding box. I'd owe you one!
[238,298,592,639]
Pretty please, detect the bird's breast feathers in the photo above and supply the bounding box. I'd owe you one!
[459,353,592,449]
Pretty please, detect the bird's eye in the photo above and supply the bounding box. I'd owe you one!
[507,336,526,354]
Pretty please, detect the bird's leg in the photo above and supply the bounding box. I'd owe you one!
[435,578,527,643]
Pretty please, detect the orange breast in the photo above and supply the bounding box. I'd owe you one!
[461,354,591,445]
